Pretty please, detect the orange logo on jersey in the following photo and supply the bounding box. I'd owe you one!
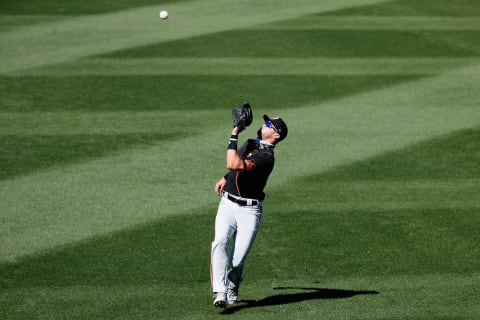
[244,159,256,171]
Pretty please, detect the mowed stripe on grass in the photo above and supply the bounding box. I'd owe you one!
[1,274,478,319]
[0,0,389,74]
[1,61,479,262]
[9,57,480,76]
[1,1,480,319]
[1,0,479,262]
[259,16,480,30]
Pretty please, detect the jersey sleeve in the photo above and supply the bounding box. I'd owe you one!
[244,150,273,172]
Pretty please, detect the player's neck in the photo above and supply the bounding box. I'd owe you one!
[257,138,275,150]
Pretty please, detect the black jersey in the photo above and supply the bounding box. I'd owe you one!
[223,139,275,201]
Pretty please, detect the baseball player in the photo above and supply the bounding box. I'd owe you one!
[210,108,288,308]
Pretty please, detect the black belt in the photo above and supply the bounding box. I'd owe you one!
[223,192,259,206]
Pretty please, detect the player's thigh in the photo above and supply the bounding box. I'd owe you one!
[239,205,262,230]
[214,198,237,241]
[235,205,262,242]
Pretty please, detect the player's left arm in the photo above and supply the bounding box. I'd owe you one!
[214,177,227,196]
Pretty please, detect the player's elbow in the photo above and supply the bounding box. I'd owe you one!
[226,160,244,171]
[226,150,244,171]
[226,163,239,171]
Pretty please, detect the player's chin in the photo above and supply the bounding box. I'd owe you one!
[257,127,263,138]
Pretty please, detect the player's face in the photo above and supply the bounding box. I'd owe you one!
[265,121,279,133]
[260,121,278,140]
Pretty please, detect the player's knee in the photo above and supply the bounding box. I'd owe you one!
[211,239,228,252]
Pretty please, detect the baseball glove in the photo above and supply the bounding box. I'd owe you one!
[232,102,253,132]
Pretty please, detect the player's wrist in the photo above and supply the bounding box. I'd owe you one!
[228,134,238,150]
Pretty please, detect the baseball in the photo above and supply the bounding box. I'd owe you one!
[159,10,169,20]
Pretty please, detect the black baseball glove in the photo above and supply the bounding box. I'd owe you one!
[232,102,253,132]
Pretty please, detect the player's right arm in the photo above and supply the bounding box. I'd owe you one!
[226,127,244,171]
[226,127,256,172]
[214,177,227,196]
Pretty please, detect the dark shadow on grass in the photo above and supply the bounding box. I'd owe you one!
[221,287,379,315]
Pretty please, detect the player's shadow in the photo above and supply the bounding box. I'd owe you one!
[221,287,379,315]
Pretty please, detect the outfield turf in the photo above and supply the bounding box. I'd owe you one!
[1,0,480,319]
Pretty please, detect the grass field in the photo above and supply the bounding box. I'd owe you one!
[1,0,480,319]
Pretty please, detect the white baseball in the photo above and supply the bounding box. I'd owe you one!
[159,10,169,20]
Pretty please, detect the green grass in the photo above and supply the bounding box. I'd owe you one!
[320,128,480,180]
[0,0,186,16]
[1,0,480,319]
[321,0,480,17]
[0,75,419,112]
[0,133,178,181]
[106,29,480,58]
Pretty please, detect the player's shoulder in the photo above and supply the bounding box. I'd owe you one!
[250,148,274,156]
[245,150,273,166]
